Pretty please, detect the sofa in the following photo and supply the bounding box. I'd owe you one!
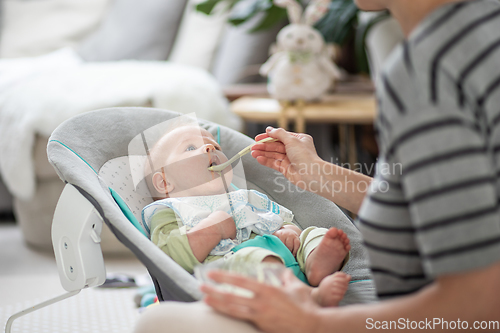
[0,0,283,254]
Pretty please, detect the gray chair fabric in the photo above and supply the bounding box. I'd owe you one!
[77,0,187,61]
[47,107,375,303]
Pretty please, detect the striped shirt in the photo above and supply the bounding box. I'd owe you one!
[357,0,500,299]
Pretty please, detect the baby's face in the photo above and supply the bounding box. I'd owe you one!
[151,126,233,198]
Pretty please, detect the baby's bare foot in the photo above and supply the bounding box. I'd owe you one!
[305,228,350,287]
[312,272,351,307]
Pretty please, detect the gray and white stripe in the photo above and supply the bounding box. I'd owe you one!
[358,0,500,299]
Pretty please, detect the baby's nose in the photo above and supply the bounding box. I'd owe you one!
[204,144,216,153]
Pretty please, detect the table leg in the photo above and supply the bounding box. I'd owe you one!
[338,124,347,167]
[339,124,358,170]
[295,99,306,133]
[278,100,289,130]
[243,121,250,136]
[348,125,358,170]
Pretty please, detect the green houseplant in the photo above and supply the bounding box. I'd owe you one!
[197,0,358,44]
[196,0,375,73]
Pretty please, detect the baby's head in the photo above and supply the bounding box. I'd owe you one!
[145,124,233,200]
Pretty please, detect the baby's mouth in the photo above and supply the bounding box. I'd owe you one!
[208,155,220,169]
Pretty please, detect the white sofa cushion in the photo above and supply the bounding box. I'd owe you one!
[211,13,284,85]
[78,0,188,61]
[0,0,111,58]
[168,0,228,71]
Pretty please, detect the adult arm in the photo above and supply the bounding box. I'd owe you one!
[202,261,500,333]
[251,127,372,214]
[206,105,500,332]
[322,262,500,332]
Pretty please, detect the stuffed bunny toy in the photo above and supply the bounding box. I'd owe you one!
[260,0,342,101]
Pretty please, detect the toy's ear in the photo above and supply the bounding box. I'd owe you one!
[304,0,330,26]
[274,0,303,24]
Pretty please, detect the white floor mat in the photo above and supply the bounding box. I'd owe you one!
[0,287,140,333]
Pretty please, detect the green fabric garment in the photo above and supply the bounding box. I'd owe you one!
[232,234,308,284]
[149,208,298,274]
[150,209,208,274]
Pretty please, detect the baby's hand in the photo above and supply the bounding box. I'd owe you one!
[273,228,301,256]
[209,211,236,240]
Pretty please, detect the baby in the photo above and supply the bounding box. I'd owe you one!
[141,124,351,307]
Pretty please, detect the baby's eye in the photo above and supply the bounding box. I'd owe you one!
[185,145,196,152]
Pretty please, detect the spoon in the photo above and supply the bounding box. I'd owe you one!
[208,137,278,172]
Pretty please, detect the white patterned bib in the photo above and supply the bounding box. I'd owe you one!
[142,190,294,255]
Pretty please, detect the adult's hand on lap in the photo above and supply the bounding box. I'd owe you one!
[201,269,322,333]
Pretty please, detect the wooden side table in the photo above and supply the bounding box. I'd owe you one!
[230,94,376,168]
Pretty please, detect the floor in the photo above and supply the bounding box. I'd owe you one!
[0,221,149,333]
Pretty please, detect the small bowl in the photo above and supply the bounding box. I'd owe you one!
[194,260,286,297]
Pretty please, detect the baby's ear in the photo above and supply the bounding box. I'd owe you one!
[152,171,175,197]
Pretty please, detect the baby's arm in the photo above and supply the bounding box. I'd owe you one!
[150,209,202,273]
[187,211,236,263]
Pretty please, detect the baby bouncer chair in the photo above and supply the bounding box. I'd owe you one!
[6,107,376,332]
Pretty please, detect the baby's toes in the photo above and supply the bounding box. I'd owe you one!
[328,227,339,238]
[334,271,349,278]
[341,274,351,283]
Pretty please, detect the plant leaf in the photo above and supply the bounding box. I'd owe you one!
[314,0,359,45]
[196,0,221,15]
[228,0,275,25]
[228,0,260,25]
[249,5,288,32]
